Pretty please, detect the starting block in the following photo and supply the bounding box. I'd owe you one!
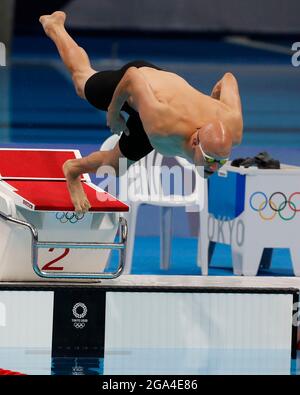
[0,149,129,281]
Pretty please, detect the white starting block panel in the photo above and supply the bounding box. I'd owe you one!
[0,149,129,281]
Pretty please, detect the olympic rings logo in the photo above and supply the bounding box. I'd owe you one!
[73,322,86,329]
[72,303,88,330]
[249,191,300,221]
[56,212,85,224]
[72,303,88,319]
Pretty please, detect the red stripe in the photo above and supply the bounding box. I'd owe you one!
[0,368,26,375]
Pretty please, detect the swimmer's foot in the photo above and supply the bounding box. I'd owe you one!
[63,159,91,213]
[39,11,66,38]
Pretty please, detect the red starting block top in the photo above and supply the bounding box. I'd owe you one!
[0,149,129,212]
[7,180,128,212]
[0,149,84,179]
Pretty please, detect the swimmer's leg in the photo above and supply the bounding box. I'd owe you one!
[39,11,96,98]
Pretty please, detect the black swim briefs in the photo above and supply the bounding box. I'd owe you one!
[84,60,162,161]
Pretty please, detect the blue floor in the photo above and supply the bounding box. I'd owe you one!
[107,236,295,276]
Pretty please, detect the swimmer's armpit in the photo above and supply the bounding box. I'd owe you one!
[211,80,222,100]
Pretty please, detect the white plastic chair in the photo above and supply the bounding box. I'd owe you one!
[100,134,205,274]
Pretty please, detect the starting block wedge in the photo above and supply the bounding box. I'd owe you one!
[0,149,129,281]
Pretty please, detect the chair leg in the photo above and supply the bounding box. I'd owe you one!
[160,206,172,270]
[198,210,209,275]
[124,204,139,274]
[290,244,300,276]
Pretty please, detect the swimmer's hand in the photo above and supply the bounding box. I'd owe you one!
[107,109,130,136]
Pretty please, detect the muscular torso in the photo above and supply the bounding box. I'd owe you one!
[127,67,242,158]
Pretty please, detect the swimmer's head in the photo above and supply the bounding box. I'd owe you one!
[191,120,232,177]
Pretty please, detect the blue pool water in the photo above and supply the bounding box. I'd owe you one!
[0,347,298,375]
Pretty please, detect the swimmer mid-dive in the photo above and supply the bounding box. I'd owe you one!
[39,11,243,213]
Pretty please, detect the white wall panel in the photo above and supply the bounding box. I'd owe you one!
[105,292,293,350]
[0,291,54,348]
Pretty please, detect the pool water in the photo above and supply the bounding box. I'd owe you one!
[0,347,298,375]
